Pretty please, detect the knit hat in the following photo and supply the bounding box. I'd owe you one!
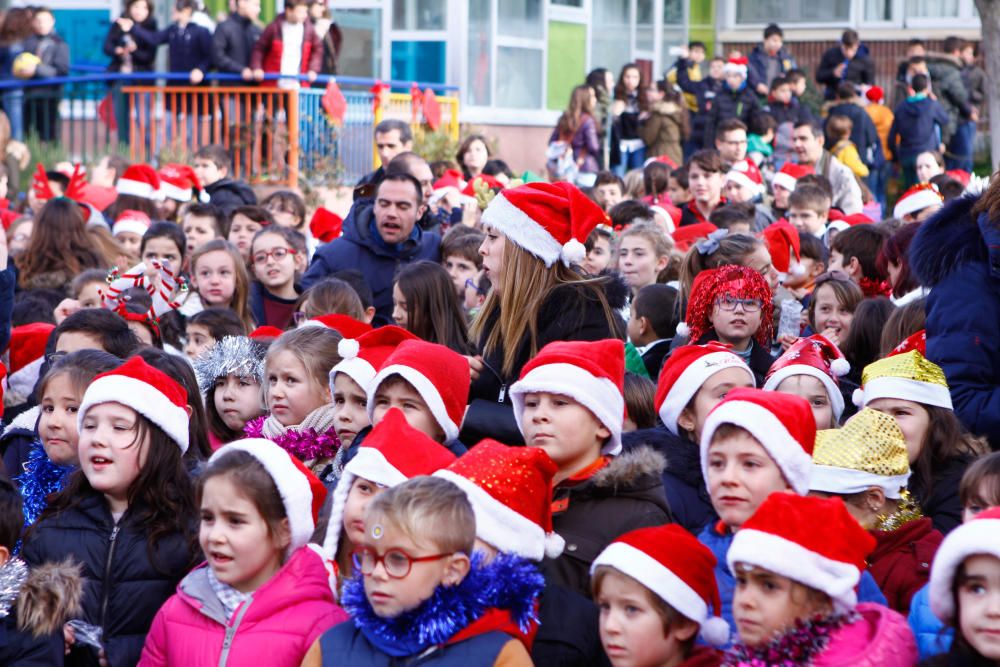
[671,222,719,253]
[700,387,816,495]
[727,493,876,611]
[655,342,755,435]
[193,335,267,394]
[7,322,54,402]
[112,210,152,239]
[79,356,190,453]
[763,334,851,421]
[435,439,563,561]
[853,347,952,410]
[480,181,610,268]
[893,183,944,219]
[679,265,774,347]
[761,218,802,276]
[309,207,343,243]
[771,163,814,193]
[865,85,884,104]
[929,506,1000,623]
[116,164,162,200]
[322,408,456,557]
[329,325,418,394]
[210,439,327,552]
[510,339,625,456]
[591,524,730,646]
[723,56,749,77]
[301,314,373,339]
[367,339,470,442]
[725,160,764,197]
[810,408,911,499]
[158,163,204,203]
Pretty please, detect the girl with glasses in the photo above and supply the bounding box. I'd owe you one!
[249,225,307,330]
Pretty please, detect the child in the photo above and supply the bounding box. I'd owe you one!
[228,205,274,262]
[887,73,950,186]
[828,114,870,178]
[705,57,761,154]
[392,261,472,354]
[21,356,199,666]
[261,190,308,230]
[865,86,894,166]
[510,338,670,598]
[141,221,186,275]
[725,493,917,665]
[250,0,322,88]
[783,232,827,299]
[121,0,211,88]
[194,335,267,447]
[440,225,484,297]
[828,224,890,297]
[769,162,813,220]
[721,160,774,232]
[746,112,776,169]
[617,221,673,299]
[593,171,626,213]
[184,307,245,360]
[245,325,343,482]
[893,182,945,224]
[763,334,850,429]
[464,269,491,320]
[71,268,109,310]
[179,203,223,255]
[297,277,368,324]
[628,283,678,381]
[591,524,729,665]
[158,163,204,222]
[786,183,831,239]
[249,226,307,330]
[193,145,257,217]
[304,476,537,665]
[190,239,256,331]
[139,439,347,665]
[112,209,152,263]
[807,270,863,348]
[582,225,615,276]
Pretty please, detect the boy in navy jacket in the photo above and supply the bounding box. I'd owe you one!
[888,73,949,185]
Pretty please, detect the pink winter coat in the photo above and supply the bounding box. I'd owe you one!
[139,546,348,667]
[812,603,918,667]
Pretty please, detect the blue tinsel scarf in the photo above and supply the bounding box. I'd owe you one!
[16,441,74,528]
[341,551,544,658]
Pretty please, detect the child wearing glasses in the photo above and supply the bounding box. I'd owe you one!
[249,226,308,330]
[305,476,537,666]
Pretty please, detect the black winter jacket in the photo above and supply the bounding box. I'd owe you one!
[104,18,158,73]
[532,582,610,667]
[911,454,974,535]
[816,44,876,100]
[204,178,257,217]
[212,13,262,73]
[703,83,761,149]
[0,559,82,667]
[674,59,726,148]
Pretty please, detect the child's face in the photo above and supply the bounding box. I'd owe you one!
[267,207,302,230]
[710,295,763,350]
[372,381,444,442]
[957,554,1000,660]
[594,184,623,213]
[341,477,383,550]
[463,274,484,312]
[79,402,148,511]
[622,68,641,92]
[787,206,826,236]
[771,84,792,105]
[687,163,723,206]
[867,398,930,464]
[963,482,999,523]
[734,565,829,646]
[332,374,369,447]
[228,214,263,261]
[184,323,215,360]
[583,236,613,276]
[689,46,706,63]
[182,214,219,255]
[725,71,746,91]
[790,77,806,96]
[708,59,725,80]
[157,198,179,222]
[667,177,690,205]
[706,430,791,529]
[724,179,754,204]
[116,231,144,262]
[626,303,644,346]
[811,283,854,337]
[443,254,479,297]
[214,374,263,432]
[39,374,82,466]
[285,4,309,24]
[192,250,237,308]
[677,368,753,440]
[200,475,289,593]
[142,236,183,270]
[33,11,54,36]
[521,391,610,478]
[618,236,666,291]
[77,280,104,310]
[391,283,409,330]
[129,0,151,22]
[193,158,225,187]
[267,350,330,427]
[775,375,835,429]
[772,184,792,210]
[252,232,303,292]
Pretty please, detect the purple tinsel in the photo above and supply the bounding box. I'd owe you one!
[243,416,341,461]
[723,611,858,667]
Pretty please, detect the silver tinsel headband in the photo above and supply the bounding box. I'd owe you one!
[193,336,267,395]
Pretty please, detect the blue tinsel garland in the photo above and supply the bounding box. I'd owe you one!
[15,441,74,528]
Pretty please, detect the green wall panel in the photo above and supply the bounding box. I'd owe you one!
[546,21,586,111]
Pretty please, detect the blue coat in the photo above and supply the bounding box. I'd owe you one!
[130,21,213,74]
[748,44,797,92]
[907,583,953,661]
[888,96,950,162]
[318,622,514,665]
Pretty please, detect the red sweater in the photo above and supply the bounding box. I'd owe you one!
[249,14,322,88]
[868,517,942,615]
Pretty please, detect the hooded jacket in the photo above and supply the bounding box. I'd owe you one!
[907,583,953,661]
[811,603,918,667]
[868,517,942,615]
[888,96,950,162]
[249,13,323,86]
[703,83,761,149]
[925,52,973,141]
[816,44,875,100]
[639,100,686,166]
[0,558,83,667]
[204,178,257,217]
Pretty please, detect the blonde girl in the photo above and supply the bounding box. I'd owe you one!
[190,239,255,331]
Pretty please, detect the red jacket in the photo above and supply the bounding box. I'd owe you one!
[249,14,322,87]
[868,517,942,615]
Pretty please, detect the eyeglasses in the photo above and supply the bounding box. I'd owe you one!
[814,270,851,286]
[715,295,763,313]
[352,546,454,579]
[464,277,485,295]
[251,247,296,265]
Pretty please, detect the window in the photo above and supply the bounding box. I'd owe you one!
[498,0,543,38]
[467,0,492,106]
[905,0,959,16]
[391,41,447,83]
[332,9,382,78]
[392,0,446,30]
[495,46,544,108]
[735,0,849,22]
[864,0,893,21]
[590,0,630,75]
[636,0,654,52]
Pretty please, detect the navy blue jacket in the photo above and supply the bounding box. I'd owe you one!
[825,101,884,168]
[130,21,213,74]
[816,43,876,100]
[765,98,813,128]
[747,44,797,93]
[319,622,514,665]
[302,200,441,326]
[703,82,761,149]
[674,59,726,147]
[888,97,950,162]
[0,266,14,354]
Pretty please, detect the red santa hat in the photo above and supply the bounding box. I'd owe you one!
[329,325,418,394]
[654,342,755,436]
[430,169,470,205]
[725,160,765,197]
[301,314,373,339]
[158,163,205,203]
[7,323,54,402]
[763,334,851,420]
[115,164,163,201]
[893,183,944,219]
[930,506,1000,623]
[249,325,283,342]
[679,265,774,347]
[891,330,926,356]
[367,339,470,443]
[309,207,343,243]
[761,218,802,276]
[510,339,625,455]
[700,387,816,495]
[643,154,679,170]
[865,85,884,104]
[723,55,749,77]
[771,163,814,193]
[728,493,875,611]
[480,181,610,268]
[322,408,456,557]
[112,209,152,239]
[435,439,564,561]
[462,174,505,197]
[670,222,719,253]
[211,438,327,552]
[79,356,190,453]
[591,524,730,646]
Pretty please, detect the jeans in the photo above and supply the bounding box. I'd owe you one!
[612,145,646,177]
[866,162,891,213]
[946,120,976,172]
[2,89,24,141]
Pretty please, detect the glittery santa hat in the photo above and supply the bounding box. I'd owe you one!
[810,408,911,499]
[329,325,418,394]
[435,439,563,561]
[210,439,327,552]
[891,330,926,356]
[853,344,952,410]
[510,339,625,455]
[592,524,730,646]
[159,163,206,203]
[193,335,267,394]
[763,334,850,421]
[112,209,152,239]
[771,163,814,193]
[725,160,765,197]
[7,322,54,402]
[116,164,163,200]
[322,408,456,557]
[480,181,610,268]
[723,55,749,77]
[462,174,505,197]
[930,506,1000,623]
[893,183,944,220]
[728,493,875,611]
[301,314,373,339]
[678,265,774,346]
[761,218,802,276]
[655,342,755,436]
[79,356,190,453]
[700,387,816,495]
[367,339,470,442]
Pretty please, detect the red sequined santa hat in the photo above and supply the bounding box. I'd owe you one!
[763,334,851,420]
[212,438,328,552]
[435,439,564,561]
[591,524,730,646]
[116,164,163,201]
[771,163,814,193]
[301,313,373,339]
[678,265,774,347]
[725,160,764,197]
[112,209,152,239]
[891,330,926,356]
[930,506,1000,623]
[761,218,802,276]
[893,183,944,219]
[329,325,418,394]
[159,163,205,203]
[723,55,749,77]
[700,387,816,494]
[480,181,610,268]
[655,342,754,435]
[728,493,875,611]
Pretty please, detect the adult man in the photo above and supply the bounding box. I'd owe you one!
[302,173,440,325]
[213,0,263,79]
[714,118,749,166]
[748,23,797,95]
[385,151,439,232]
[816,30,875,100]
[792,120,862,215]
[355,119,414,193]
[927,36,977,171]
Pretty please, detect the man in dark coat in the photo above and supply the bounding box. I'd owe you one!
[212,0,263,78]
[927,36,978,170]
[816,29,875,100]
[354,119,414,196]
[747,23,798,96]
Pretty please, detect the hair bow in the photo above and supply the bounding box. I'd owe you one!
[695,228,729,255]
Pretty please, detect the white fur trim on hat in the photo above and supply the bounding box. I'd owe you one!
[481,193,564,268]
[112,219,150,239]
[7,355,45,404]
[367,364,459,442]
[858,376,953,410]
[763,365,845,422]
[160,181,193,202]
[212,439,315,552]
[700,399,812,495]
[809,465,911,500]
[510,363,624,456]
[929,517,1000,623]
[723,62,748,76]
[893,189,943,219]
[725,170,763,196]
[328,357,377,397]
[772,172,798,193]
[116,178,159,200]
[79,374,189,454]
[659,352,755,436]
[435,469,553,561]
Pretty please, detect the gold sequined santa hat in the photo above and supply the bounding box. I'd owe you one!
[853,331,952,409]
[809,408,911,499]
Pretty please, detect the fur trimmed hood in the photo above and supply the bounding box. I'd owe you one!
[13,559,83,637]
[910,194,988,287]
[592,445,666,489]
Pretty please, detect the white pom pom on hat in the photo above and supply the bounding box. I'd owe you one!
[561,238,587,266]
[337,337,360,360]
